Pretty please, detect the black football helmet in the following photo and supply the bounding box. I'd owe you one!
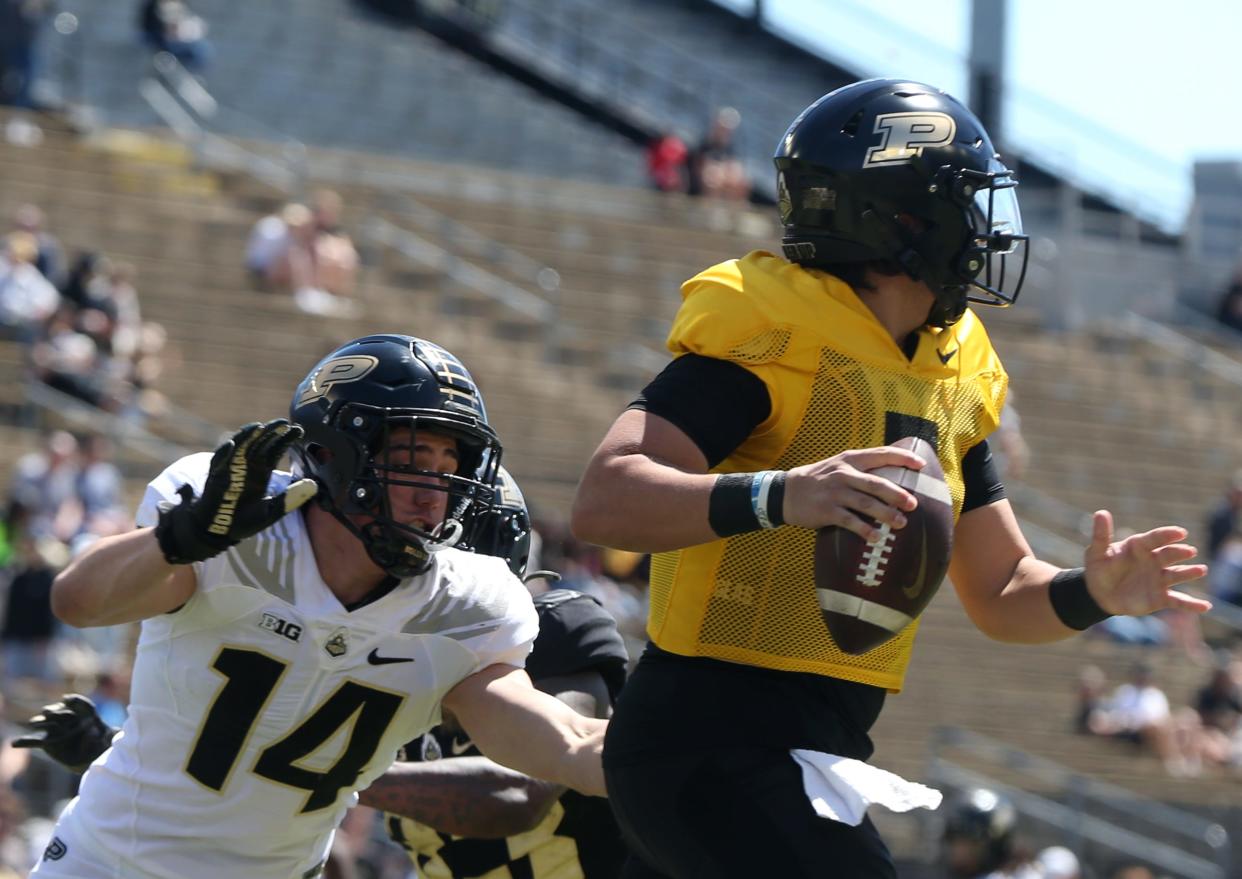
[942,787,1017,875]
[472,465,532,578]
[290,334,502,577]
[775,78,1028,326]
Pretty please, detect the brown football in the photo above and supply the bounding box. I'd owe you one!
[814,436,954,655]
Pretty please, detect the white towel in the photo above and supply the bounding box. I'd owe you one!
[790,749,942,826]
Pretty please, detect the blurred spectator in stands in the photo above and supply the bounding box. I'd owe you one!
[57,253,110,312]
[88,668,129,731]
[9,206,61,288]
[1074,664,1107,734]
[126,320,170,418]
[310,189,347,238]
[0,0,54,110]
[1206,469,1242,561]
[0,232,58,340]
[139,0,212,73]
[1214,277,1242,334]
[687,106,751,201]
[8,431,81,544]
[101,261,141,359]
[1108,864,1156,879]
[74,434,124,536]
[1083,661,1199,776]
[245,202,300,285]
[309,188,359,293]
[0,785,32,878]
[1208,531,1242,607]
[267,198,360,317]
[29,307,123,413]
[1034,846,1081,879]
[1,534,63,685]
[1192,658,1242,767]
[646,131,690,194]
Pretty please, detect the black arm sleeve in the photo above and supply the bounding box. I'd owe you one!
[528,590,630,703]
[629,354,771,469]
[960,439,1007,514]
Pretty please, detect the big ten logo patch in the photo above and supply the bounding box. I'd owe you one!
[259,612,303,643]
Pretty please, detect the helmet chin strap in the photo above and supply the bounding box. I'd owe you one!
[424,518,464,552]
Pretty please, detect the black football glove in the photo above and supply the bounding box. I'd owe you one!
[154,419,318,564]
[10,694,117,772]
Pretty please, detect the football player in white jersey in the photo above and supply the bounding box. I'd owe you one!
[32,334,607,879]
[20,466,635,879]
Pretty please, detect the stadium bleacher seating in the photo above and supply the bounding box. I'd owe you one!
[4,117,1240,842]
[5,0,1242,868]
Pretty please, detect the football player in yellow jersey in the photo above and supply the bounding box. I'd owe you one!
[571,79,1210,879]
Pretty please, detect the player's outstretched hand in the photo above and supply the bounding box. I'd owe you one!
[1084,510,1211,617]
[154,419,318,564]
[10,694,117,772]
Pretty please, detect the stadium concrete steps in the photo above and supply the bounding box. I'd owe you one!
[875,586,1241,821]
[50,0,648,187]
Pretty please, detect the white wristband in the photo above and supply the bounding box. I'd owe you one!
[751,470,780,530]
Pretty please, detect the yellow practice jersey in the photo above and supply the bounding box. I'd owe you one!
[647,251,1008,691]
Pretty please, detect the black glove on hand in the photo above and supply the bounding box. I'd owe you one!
[11,694,117,772]
[154,419,318,564]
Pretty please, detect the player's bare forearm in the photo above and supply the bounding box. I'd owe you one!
[51,528,196,627]
[572,410,719,552]
[445,665,608,797]
[359,757,562,837]
[957,554,1079,643]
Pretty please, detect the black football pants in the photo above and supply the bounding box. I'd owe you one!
[607,746,897,879]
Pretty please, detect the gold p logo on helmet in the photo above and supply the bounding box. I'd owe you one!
[864,112,956,167]
[296,355,379,407]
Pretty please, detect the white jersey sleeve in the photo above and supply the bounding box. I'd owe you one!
[409,550,538,674]
[134,452,215,529]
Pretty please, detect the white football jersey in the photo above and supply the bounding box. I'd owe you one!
[46,453,538,879]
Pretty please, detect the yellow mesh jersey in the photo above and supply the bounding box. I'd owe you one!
[648,251,1008,692]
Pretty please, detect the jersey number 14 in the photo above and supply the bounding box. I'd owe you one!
[186,647,403,812]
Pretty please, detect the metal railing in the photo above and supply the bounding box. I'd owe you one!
[378,193,563,302]
[139,52,307,193]
[362,215,555,326]
[1121,311,1242,389]
[927,726,1231,879]
[21,380,203,465]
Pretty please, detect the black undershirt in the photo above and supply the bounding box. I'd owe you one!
[629,353,1005,513]
[344,576,401,612]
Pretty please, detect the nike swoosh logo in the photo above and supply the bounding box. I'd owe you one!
[902,523,928,600]
[367,648,414,666]
[450,737,473,756]
[936,348,957,365]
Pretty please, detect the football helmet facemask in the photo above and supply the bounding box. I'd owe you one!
[775,78,1028,327]
[472,465,532,578]
[290,334,501,577]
